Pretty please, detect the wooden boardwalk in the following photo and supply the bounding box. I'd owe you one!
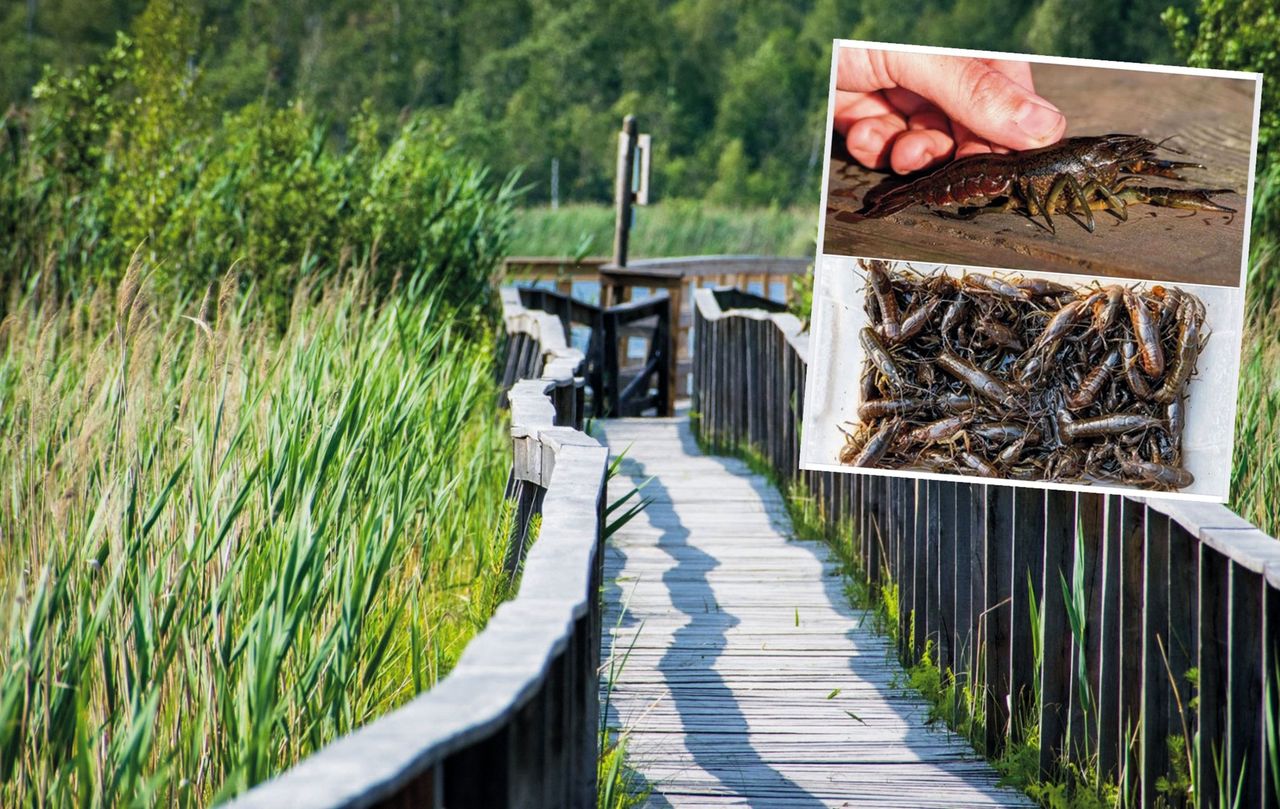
[600,417,1032,808]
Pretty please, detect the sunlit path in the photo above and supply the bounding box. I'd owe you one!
[600,417,1032,808]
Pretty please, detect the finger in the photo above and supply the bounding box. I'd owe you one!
[882,86,936,118]
[846,113,908,170]
[833,89,896,135]
[837,47,893,93]
[896,108,956,171]
[890,128,955,174]
[982,58,1035,93]
[880,52,1067,150]
[951,120,993,158]
[906,108,950,134]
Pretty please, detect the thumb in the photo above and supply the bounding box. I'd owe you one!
[884,53,1066,150]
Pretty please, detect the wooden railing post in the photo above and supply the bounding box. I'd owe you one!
[1119,498,1147,785]
[611,115,637,272]
[1071,493,1106,765]
[1011,488,1046,742]
[1096,494,1123,779]
[1040,490,1074,774]
[1141,508,1173,806]
[984,485,1014,757]
[936,480,956,675]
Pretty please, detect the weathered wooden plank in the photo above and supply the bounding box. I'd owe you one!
[969,484,988,742]
[898,478,913,663]
[602,417,1030,807]
[1119,498,1147,784]
[1198,544,1230,806]
[1262,582,1280,806]
[985,486,1014,757]
[1040,490,1074,775]
[953,483,975,694]
[1229,564,1265,809]
[1165,522,1199,766]
[1140,509,1171,808]
[913,479,930,665]
[1011,488,1046,741]
[938,481,957,675]
[1071,493,1105,766]
[1100,494,1121,778]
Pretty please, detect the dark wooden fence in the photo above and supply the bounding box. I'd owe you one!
[227,288,607,809]
[515,286,671,417]
[693,285,1280,809]
[509,254,808,398]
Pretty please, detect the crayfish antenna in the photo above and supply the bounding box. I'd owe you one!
[1154,134,1189,155]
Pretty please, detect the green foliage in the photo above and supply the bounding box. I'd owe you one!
[1229,306,1280,542]
[1008,758,1121,809]
[4,0,1202,210]
[0,264,513,804]
[1165,0,1279,157]
[0,0,143,108]
[1,5,516,318]
[597,730,650,809]
[1156,734,1194,805]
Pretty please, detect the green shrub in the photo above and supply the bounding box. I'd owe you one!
[0,5,516,320]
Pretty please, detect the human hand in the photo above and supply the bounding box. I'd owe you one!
[834,48,1067,174]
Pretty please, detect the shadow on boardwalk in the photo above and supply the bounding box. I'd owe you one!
[600,417,1031,808]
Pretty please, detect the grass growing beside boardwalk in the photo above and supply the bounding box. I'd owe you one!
[1231,295,1280,536]
[0,261,511,805]
[509,201,816,259]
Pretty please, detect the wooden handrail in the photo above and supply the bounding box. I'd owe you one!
[601,255,811,277]
[226,288,608,809]
[692,284,1280,807]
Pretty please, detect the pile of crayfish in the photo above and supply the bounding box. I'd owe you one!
[839,260,1207,490]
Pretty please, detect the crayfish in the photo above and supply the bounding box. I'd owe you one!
[839,261,1208,491]
[851,134,1236,233]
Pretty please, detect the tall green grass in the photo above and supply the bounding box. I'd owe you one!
[1231,291,1280,536]
[509,201,816,258]
[0,257,511,805]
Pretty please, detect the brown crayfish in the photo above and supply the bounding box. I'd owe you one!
[850,134,1236,233]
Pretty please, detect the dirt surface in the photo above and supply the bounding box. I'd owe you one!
[822,62,1256,287]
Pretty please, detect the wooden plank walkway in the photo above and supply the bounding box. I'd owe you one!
[599,417,1032,808]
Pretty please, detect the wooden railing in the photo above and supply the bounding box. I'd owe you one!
[513,286,672,417]
[506,254,809,397]
[227,288,608,809]
[693,286,1280,809]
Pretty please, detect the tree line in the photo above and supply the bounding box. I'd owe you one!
[6,0,1231,209]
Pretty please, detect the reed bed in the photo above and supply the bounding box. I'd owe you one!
[1230,296,1280,535]
[509,201,815,258]
[0,259,511,806]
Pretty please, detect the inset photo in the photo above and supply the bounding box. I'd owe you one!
[821,41,1262,286]
[800,255,1244,501]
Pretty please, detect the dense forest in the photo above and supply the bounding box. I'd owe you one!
[1,0,1276,300]
[3,0,1221,208]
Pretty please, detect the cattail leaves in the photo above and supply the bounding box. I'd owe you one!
[0,273,510,805]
